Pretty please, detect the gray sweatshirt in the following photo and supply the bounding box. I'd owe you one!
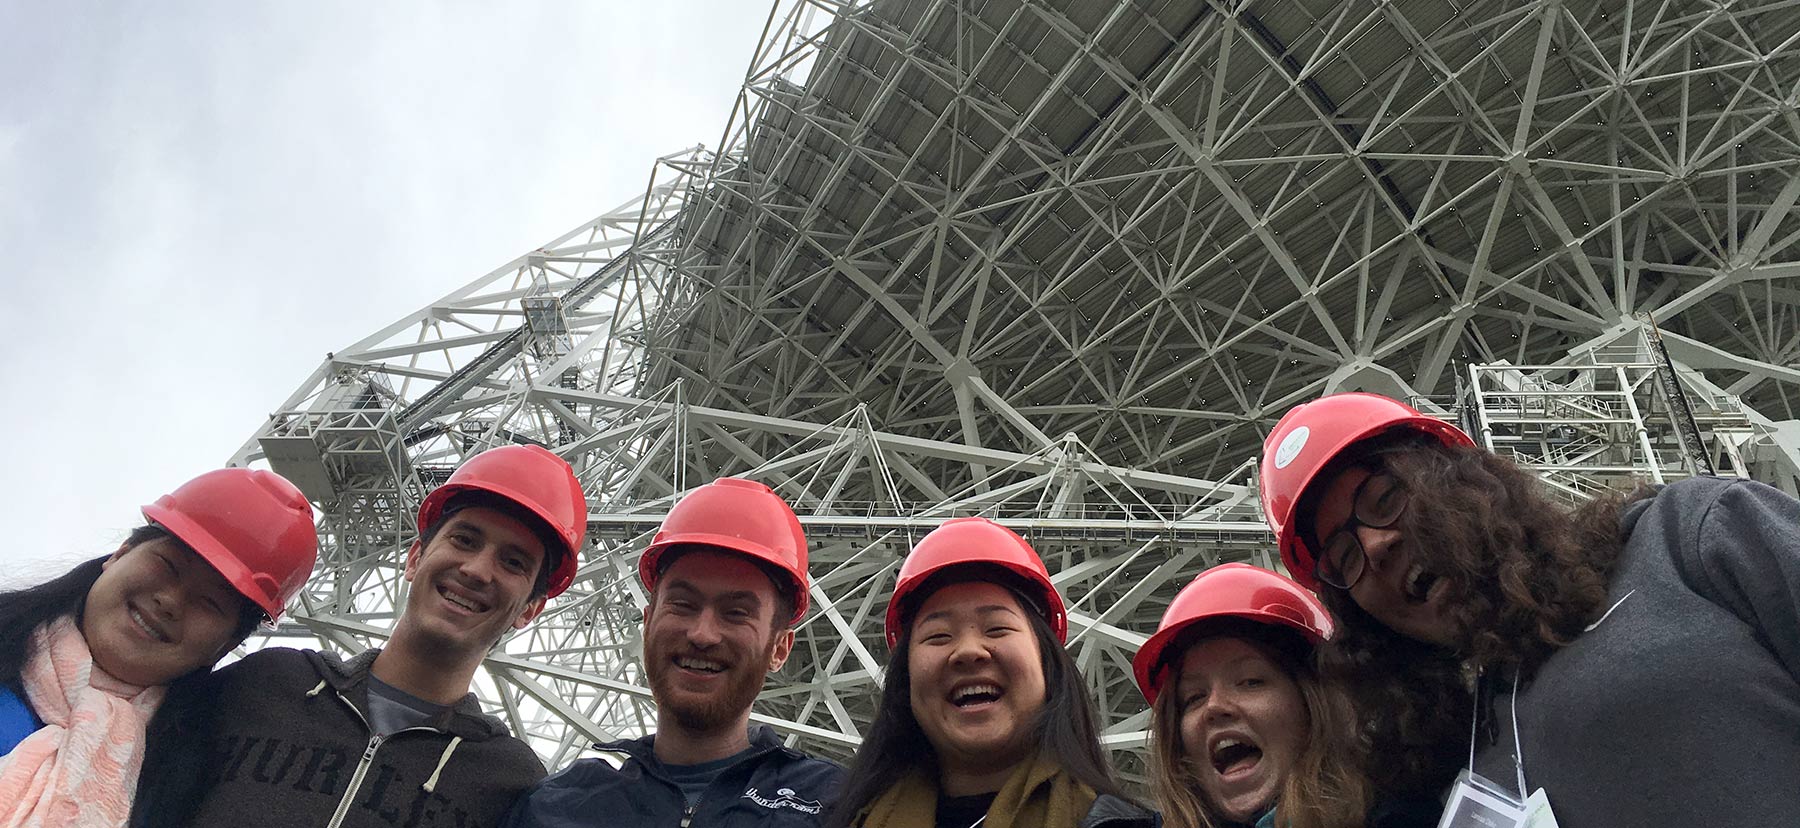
[1473,476,1800,827]
[137,647,546,828]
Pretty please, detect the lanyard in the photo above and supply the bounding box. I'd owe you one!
[1468,668,1528,797]
[1466,589,1635,799]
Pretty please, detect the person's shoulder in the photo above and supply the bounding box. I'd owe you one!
[773,745,846,772]
[1630,475,1797,538]
[745,725,845,780]
[478,731,550,779]
[209,646,320,690]
[1620,475,1766,537]
[1660,474,1746,502]
[501,752,644,828]
[221,646,315,671]
[1651,474,1797,512]
[527,749,639,793]
[1080,794,1159,828]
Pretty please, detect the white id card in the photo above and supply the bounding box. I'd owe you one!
[1436,770,1524,828]
[1520,789,1561,828]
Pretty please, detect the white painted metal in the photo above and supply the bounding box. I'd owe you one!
[233,0,1800,784]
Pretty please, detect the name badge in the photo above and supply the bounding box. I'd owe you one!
[1437,771,1561,828]
[1437,770,1522,828]
[1520,789,1561,828]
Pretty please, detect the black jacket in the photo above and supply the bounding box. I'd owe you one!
[133,647,545,828]
[1081,794,1161,828]
[501,725,845,827]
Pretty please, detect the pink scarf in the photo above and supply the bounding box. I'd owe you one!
[0,616,165,828]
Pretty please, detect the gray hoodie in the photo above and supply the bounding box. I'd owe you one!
[1473,476,1800,827]
[141,647,545,828]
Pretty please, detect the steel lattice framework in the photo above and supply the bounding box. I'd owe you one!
[235,0,1800,780]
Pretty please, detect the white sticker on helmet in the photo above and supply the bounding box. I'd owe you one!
[1273,426,1309,469]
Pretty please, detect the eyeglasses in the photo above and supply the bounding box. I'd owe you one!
[1313,471,1408,590]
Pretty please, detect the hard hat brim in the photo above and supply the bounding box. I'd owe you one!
[143,502,285,619]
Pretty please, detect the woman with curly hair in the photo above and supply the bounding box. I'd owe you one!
[1131,563,1380,828]
[1258,392,1800,828]
[826,517,1156,828]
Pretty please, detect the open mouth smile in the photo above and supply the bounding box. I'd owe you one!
[674,655,728,675]
[1209,734,1263,781]
[437,584,492,614]
[1402,561,1443,604]
[948,681,1005,711]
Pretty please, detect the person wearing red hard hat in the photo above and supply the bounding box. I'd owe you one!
[503,476,844,828]
[150,444,586,828]
[0,467,317,828]
[1260,391,1800,828]
[1132,563,1370,828]
[827,517,1155,828]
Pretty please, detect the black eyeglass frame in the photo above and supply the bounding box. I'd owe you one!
[1311,469,1408,590]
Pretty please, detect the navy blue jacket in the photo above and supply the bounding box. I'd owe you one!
[502,725,844,828]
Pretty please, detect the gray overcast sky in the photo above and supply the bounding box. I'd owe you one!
[0,1,773,580]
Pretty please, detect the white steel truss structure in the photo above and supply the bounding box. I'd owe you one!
[234,0,1800,779]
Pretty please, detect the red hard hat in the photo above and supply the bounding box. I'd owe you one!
[884,517,1066,649]
[1259,392,1474,591]
[142,468,319,620]
[640,477,810,626]
[417,445,588,599]
[1131,563,1333,702]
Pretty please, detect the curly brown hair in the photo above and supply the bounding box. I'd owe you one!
[1306,436,1643,797]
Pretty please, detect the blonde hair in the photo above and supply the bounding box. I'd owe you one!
[1146,629,1369,828]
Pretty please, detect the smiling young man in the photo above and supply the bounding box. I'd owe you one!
[502,477,843,828]
[135,445,589,828]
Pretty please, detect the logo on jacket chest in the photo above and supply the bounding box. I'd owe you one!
[742,786,822,815]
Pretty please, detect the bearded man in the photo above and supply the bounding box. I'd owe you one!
[502,478,843,828]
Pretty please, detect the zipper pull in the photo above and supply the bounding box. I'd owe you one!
[363,735,383,761]
[681,803,695,828]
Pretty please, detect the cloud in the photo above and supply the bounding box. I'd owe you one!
[0,0,771,580]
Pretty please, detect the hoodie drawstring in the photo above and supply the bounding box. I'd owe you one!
[306,670,463,795]
[422,736,462,793]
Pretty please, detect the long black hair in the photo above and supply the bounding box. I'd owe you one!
[825,580,1128,827]
[0,525,265,697]
[0,554,108,696]
[0,525,269,828]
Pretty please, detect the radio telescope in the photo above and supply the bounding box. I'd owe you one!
[235,0,1800,778]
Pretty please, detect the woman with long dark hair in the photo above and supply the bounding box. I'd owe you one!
[0,468,317,826]
[827,517,1156,828]
[1131,564,1368,828]
[1258,392,1800,828]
